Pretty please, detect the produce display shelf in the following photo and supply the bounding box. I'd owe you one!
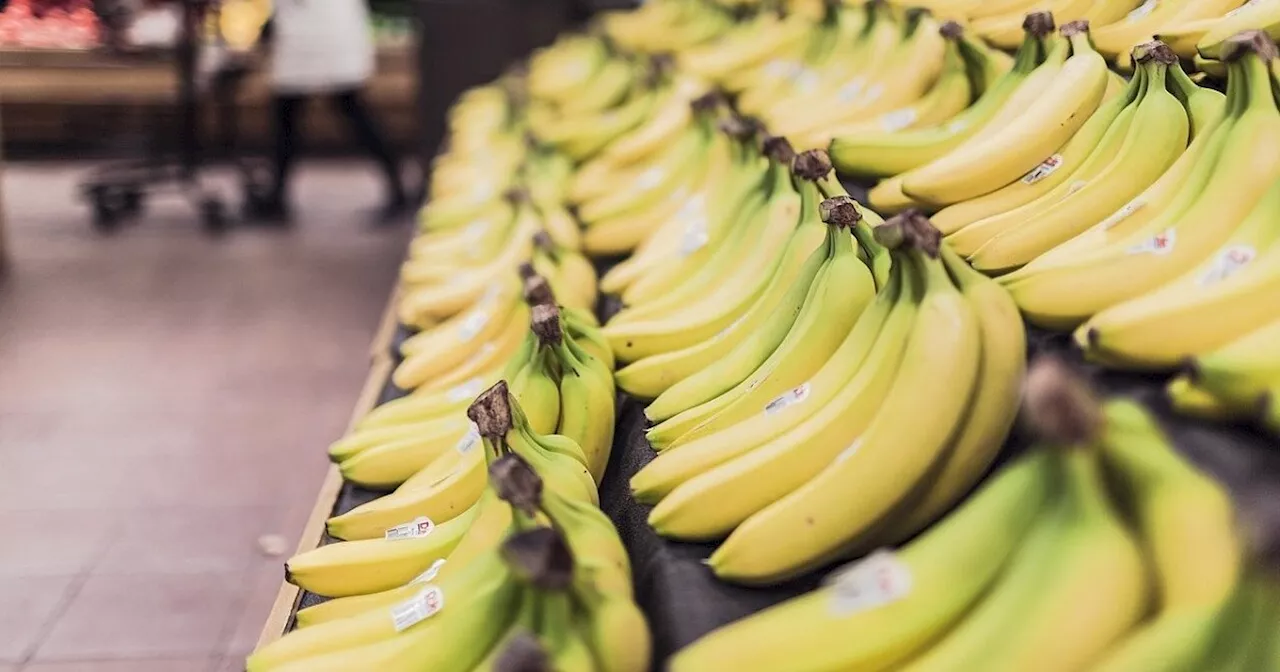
[256,202,1280,668]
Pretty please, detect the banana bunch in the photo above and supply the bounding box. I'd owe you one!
[1002,31,1280,332]
[526,53,661,162]
[866,16,1112,216]
[600,0,739,54]
[939,41,1197,274]
[611,146,889,407]
[569,89,727,256]
[399,192,598,329]
[250,386,648,672]
[968,0,1145,49]
[1167,317,1280,432]
[1154,0,1280,63]
[1092,0,1248,67]
[634,210,1025,586]
[670,358,1275,672]
[830,15,1058,178]
[676,7,817,84]
[762,12,1013,150]
[327,291,614,535]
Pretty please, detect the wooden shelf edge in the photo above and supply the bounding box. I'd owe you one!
[253,335,397,651]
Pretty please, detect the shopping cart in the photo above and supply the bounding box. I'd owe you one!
[79,0,269,234]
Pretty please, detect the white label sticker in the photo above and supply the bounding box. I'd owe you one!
[1197,245,1256,286]
[635,168,666,190]
[1021,154,1064,184]
[390,585,445,632]
[837,78,866,103]
[409,559,447,586]
[680,218,710,257]
[1227,0,1262,18]
[944,118,970,133]
[447,377,486,403]
[385,516,435,541]
[455,423,481,454]
[1101,199,1145,231]
[860,83,885,105]
[1126,229,1177,256]
[879,108,918,132]
[764,383,812,415]
[1126,0,1158,21]
[826,550,913,616]
[762,59,793,78]
[795,69,821,94]
[456,310,490,342]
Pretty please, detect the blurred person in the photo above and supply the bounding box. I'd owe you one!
[251,0,409,224]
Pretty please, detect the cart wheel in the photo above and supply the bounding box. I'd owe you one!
[122,189,145,216]
[91,193,122,234]
[201,198,228,235]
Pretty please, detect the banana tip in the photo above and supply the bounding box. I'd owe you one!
[1022,356,1102,446]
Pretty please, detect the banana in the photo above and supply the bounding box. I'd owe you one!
[1075,173,1280,367]
[830,19,1050,178]
[1187,317,1280,409]
[1199,0,1280,59]
[613,165,831,399]
[336,418,477,490]
[1005,33,1280,330]
[527,35,608,104]
[781,13,952,145]
[1166,373,1247,421]
[678,10,813,82]
[1017,58,1236,270]
[810,25,972,148]
[573,581,651,672]
[548,322,617,483]
[558,57,638,116]
[707,220,981,584]
[247,544,518,671]
[931,47,1147,239]
[900,22,1109,208]
[967,44,1191,272]
[667,448,1057,672]
[874,245,1025,544]
[538,590,596,672]
[393,294,529,391]
[286,502,478,597]
[1090,399,1242,671]
[903,446,1147,671]
[637,178,830,418]
[635,251,911,509]
[644,201,884,454]
[645,188,875,445]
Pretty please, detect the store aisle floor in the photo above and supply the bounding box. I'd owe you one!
[0,163,412,672]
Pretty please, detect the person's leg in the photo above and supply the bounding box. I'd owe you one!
[327,88,407,218]
[266,93,306,215]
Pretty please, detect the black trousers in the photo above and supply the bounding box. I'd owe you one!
[270,88,404,205]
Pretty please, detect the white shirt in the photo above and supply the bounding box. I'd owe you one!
[271,0,375,93]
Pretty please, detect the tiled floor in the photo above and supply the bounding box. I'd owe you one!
[0,162,410,671]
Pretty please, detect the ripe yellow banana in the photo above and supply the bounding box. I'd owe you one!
[875,245,1025,544]
[829,19,1051,178]
[286,502,478,597]
[637,181,830,419]
[1076,172,1280,367]
[968,48,1191,272]
[900,22,1110,208]
[933,49,1146,239]
[708,230,981,584]
[1005,34,1280,330]
[668,448,1057,672]
[644,206,874,450]
[636,255,911,511]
